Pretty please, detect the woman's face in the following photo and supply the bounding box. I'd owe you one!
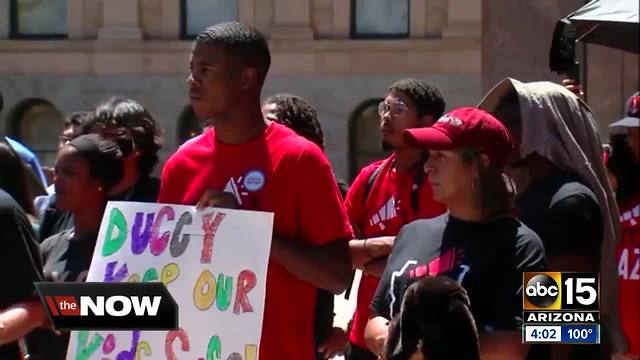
[424,149,476,206]
[54,146,104,212]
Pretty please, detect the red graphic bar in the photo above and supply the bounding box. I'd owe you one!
[54,296,80,316]
[45,296,60,316]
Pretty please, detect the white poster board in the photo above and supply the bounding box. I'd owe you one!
[66,201,273,360]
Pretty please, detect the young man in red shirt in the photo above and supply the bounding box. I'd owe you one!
[607,92,640,358]
[158,22,353,359]
[344,79,447,360]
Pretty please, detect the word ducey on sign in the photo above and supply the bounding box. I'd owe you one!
[51,201,274,360]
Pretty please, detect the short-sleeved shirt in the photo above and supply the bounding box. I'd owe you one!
[29,229,100,360]
[371,214,545,332]
[517,174,608,360]
[158,122,352,360]
[0,189,43,359]
[616,193,640,356]
[515,174,602,263]
[344,155,445,348]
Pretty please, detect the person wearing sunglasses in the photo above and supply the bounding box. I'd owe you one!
[344,79,447,360]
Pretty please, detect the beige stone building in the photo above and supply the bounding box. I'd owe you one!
[0,0,636,182]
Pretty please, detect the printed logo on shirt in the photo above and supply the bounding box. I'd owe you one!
[388,247,468,317]
[618,246,640,281]
[620,204,640,226]
[243,170,266,192]
[223,170,266,206]
[46,270,89,283]
[369,196,399,231]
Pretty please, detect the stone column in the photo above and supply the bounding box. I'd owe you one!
[239,0,256,27]
[444,0,481,37]
[0,0,10,38]
[160,0,180,38]
[331,0,350,38]
[410,0,427,38]
[98,0,142,40]
[271,0,313,39]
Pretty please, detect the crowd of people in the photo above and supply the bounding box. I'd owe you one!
[0,21,638,360]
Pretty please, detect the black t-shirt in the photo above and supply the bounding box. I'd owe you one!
[29,230,99,360]
[0,189,43,359]
[40,229,99,283]
[518,175,607,360]
[516,173,602,264]
[371,214,545,332]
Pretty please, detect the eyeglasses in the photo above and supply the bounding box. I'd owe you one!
[378,101,409,117]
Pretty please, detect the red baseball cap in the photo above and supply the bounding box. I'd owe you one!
[403,107,514,167]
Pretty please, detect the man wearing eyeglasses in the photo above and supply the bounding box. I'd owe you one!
[342,79,448,360]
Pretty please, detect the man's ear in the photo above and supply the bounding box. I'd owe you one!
[239,67,258,90]
[419,114,436,127]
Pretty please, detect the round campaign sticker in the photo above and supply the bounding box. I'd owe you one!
[243,170,266,192]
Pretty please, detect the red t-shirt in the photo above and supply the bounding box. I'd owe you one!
[616,192,640,356]
[344,154,446,348]
[159,122,352,359]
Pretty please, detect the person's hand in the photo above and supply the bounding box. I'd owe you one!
[366,237,395,259]
[317,327,349,359]
[196,189,239,210]
[562,78,584,97]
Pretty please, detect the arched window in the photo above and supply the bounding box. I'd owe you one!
[181,0,239,38]
[6,98,65,166]
[177,105,206,146]
[349,98,388,181]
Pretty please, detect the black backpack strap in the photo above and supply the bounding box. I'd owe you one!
[410,152,429,212]
[363,163,384,205]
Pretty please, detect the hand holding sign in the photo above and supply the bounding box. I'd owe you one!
[197,189,240,210]
[66,201,273,360]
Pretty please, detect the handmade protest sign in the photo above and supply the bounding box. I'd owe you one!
[66,201,273,360]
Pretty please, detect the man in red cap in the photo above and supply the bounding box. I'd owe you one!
[365,107,545,359]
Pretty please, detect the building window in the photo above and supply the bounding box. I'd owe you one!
[181,0,239,39]
[351,0,409,39]
[9,0,68,38]
[349,99,389,181]
[6,98,65,166]
[177,105,207,146]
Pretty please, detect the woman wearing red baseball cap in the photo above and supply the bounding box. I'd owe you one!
[365,107,546,359]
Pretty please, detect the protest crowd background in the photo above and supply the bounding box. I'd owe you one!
[0,1,638,359]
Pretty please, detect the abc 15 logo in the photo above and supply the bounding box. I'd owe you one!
[523,272,599,310]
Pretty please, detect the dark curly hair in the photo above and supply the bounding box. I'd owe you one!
[196,21,271,86]
[0,142,36,216]
[263,94,324,150]
[88,97,163,177]
[388,79,446,119]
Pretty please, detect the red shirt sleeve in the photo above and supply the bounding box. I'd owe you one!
[344,163,378,234]
[295,145,353,246]
[158,155,181,204]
